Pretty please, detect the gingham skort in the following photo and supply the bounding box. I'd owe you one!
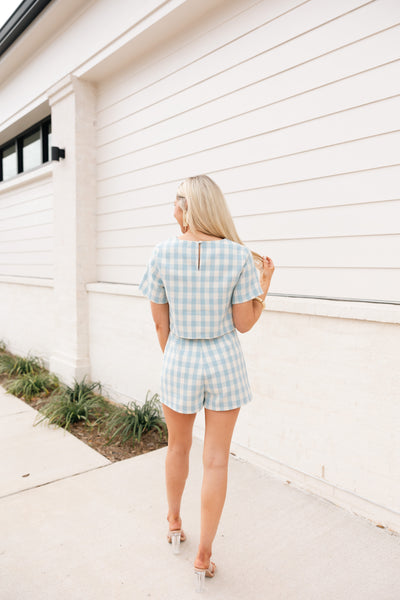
[161,328,253,413]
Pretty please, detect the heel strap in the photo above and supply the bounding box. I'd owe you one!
[194,559,215,576]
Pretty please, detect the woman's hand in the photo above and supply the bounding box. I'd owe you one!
[260,256,274,295]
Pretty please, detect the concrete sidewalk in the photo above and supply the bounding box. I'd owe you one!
[1,385,400,600]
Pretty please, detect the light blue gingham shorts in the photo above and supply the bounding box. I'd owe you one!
[160,329,253,414]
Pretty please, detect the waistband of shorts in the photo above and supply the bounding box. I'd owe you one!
[169,328,236,341]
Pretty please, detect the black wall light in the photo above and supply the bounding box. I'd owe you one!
[51,146,65,161]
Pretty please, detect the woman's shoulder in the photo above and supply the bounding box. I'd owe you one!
[152,238,175,252]
[223,239,252,258]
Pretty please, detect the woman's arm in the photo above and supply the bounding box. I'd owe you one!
[232,286,269,333]
[150,301,170,352]
[232,255,274,333]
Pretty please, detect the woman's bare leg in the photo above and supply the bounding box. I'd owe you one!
[162,404,197,531]
[194,407,240,569]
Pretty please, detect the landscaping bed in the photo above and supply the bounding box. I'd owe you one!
[0,345,168,463]
[29,394,168,462]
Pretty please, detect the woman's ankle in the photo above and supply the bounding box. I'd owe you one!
[194,546,212,568]
[167,513,182,529]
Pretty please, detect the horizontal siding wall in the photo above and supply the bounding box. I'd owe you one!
[95,0,400,303]
[0,171,54,280]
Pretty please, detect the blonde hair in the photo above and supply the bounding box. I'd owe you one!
[176,174,263,270]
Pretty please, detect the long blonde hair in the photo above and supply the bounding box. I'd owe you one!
[176,174,263,270]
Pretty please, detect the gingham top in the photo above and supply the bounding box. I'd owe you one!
[138,236,264,339]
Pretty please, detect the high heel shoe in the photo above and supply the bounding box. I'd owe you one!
[166,529,186,554]
[194,559,216,592]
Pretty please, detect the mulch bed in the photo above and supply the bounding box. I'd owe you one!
[0,372,168,463]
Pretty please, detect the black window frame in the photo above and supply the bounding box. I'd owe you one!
[0,115,51,183]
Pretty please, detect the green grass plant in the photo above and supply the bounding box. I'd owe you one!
[0,353,17,376]
[95,390,167,447]
[33,375,107,431]
[5,371,60,401]
[3,353,44,376]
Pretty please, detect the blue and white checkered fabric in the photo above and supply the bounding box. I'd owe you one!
[138,236,263,339]
[161,329,253,413]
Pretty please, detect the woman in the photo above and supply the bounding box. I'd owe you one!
[138,174,274,591]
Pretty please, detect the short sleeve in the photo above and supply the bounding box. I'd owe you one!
[138,248,168,304]
[232,249,263,304]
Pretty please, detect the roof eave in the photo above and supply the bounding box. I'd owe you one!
[0,0,53,58]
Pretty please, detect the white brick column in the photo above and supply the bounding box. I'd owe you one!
[47,74,97,385]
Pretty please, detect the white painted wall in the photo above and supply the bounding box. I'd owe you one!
[0,168,54,356]
[0,0,399,534]
[0,278,54,360]
[0,169,53,279]
[94,0,400,303]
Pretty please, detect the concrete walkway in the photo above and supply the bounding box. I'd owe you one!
[1,384,400,600]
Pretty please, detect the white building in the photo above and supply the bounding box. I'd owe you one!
[1,0,399,533]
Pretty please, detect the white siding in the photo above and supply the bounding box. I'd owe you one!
[0,171,54,280]
[95,0,400,302]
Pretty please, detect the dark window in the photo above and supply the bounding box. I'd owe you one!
[0,116,51,183]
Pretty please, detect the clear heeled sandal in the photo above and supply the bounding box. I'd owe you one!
[167,529,185,554]
[194,559,216,592]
